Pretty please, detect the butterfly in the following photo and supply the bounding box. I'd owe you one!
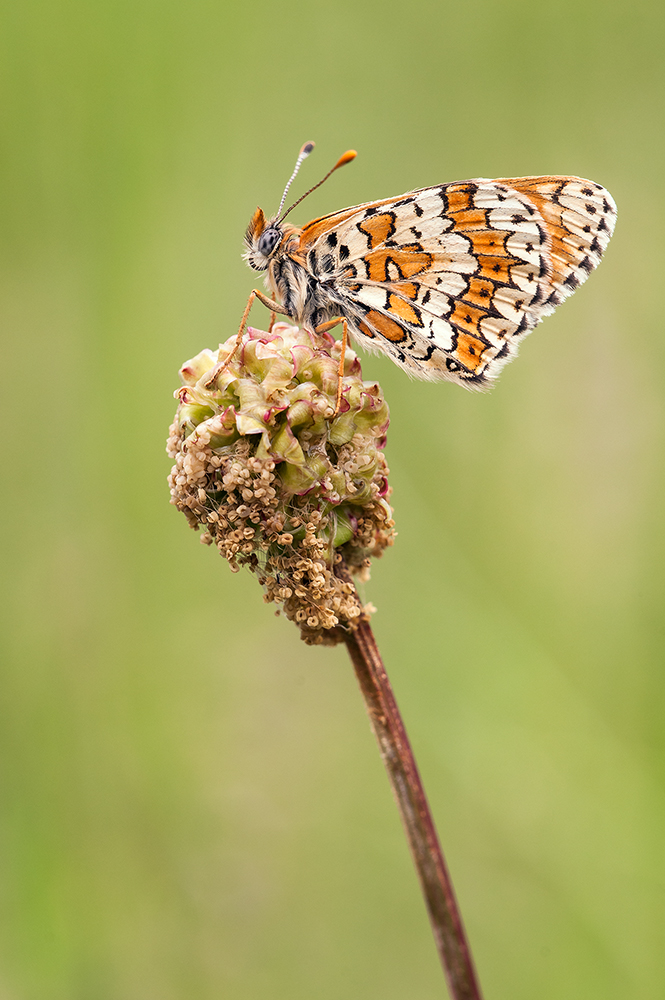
[238,142,617,390]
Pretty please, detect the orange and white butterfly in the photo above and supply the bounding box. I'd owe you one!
[240,142,616,389]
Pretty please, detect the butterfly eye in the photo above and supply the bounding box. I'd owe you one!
[257,227,282,257]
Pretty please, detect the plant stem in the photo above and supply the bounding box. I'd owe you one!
[343,615,483,1000]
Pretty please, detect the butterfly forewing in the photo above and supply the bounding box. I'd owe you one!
[297,176,617,387]
[497,177,616,303]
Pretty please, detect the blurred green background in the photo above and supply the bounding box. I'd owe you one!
[1,0,663,997]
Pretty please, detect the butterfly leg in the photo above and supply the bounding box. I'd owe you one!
[252,289,289,315]
[314,316,348,415]
[204,289,288,387]
[315,318,342,335]
[245,289,289,338]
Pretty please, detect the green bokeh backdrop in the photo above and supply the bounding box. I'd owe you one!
[2,1,664,997]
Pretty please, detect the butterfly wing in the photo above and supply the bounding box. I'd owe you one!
[298,177,617,387]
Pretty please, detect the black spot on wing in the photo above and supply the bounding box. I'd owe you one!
[551,182,565,205]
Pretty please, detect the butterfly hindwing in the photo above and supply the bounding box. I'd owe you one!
[297,177,617,386]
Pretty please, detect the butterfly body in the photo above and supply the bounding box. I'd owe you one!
[243,171,617,388]
[244,209,346,330]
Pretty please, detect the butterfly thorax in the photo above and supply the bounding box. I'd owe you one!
[243,207,343,328]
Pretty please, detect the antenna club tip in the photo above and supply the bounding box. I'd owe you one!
[336,149,357,168]
[300,141,315,156]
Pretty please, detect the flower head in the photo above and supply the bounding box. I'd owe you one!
[167,324,395,644]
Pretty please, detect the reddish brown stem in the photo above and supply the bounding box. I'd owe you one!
[344,617,483,1000]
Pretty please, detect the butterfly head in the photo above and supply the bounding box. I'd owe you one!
[243,208,287,271]
[242,143,357,272]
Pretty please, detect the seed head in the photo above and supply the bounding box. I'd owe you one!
[167,323,395,644]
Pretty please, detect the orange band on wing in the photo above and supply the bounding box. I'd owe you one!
[359,213,397,248]
[461,277,495,309]
[362,310,407,343]
[357,320,376,339]
[392,281,418,299]
[453,332,490,372]
[451,208,487,231]
[388,294,421,326]
[444,185,476,213]
[299,208,365,246]
[450,301,486,336]
[475,255,515,283]
[467,230,511,255]
[365,248,433,282]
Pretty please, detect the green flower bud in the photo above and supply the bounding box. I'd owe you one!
[167,323,395,644]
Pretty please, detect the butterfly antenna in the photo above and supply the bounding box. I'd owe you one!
[277,141,316,218]
[278,147,357,222]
